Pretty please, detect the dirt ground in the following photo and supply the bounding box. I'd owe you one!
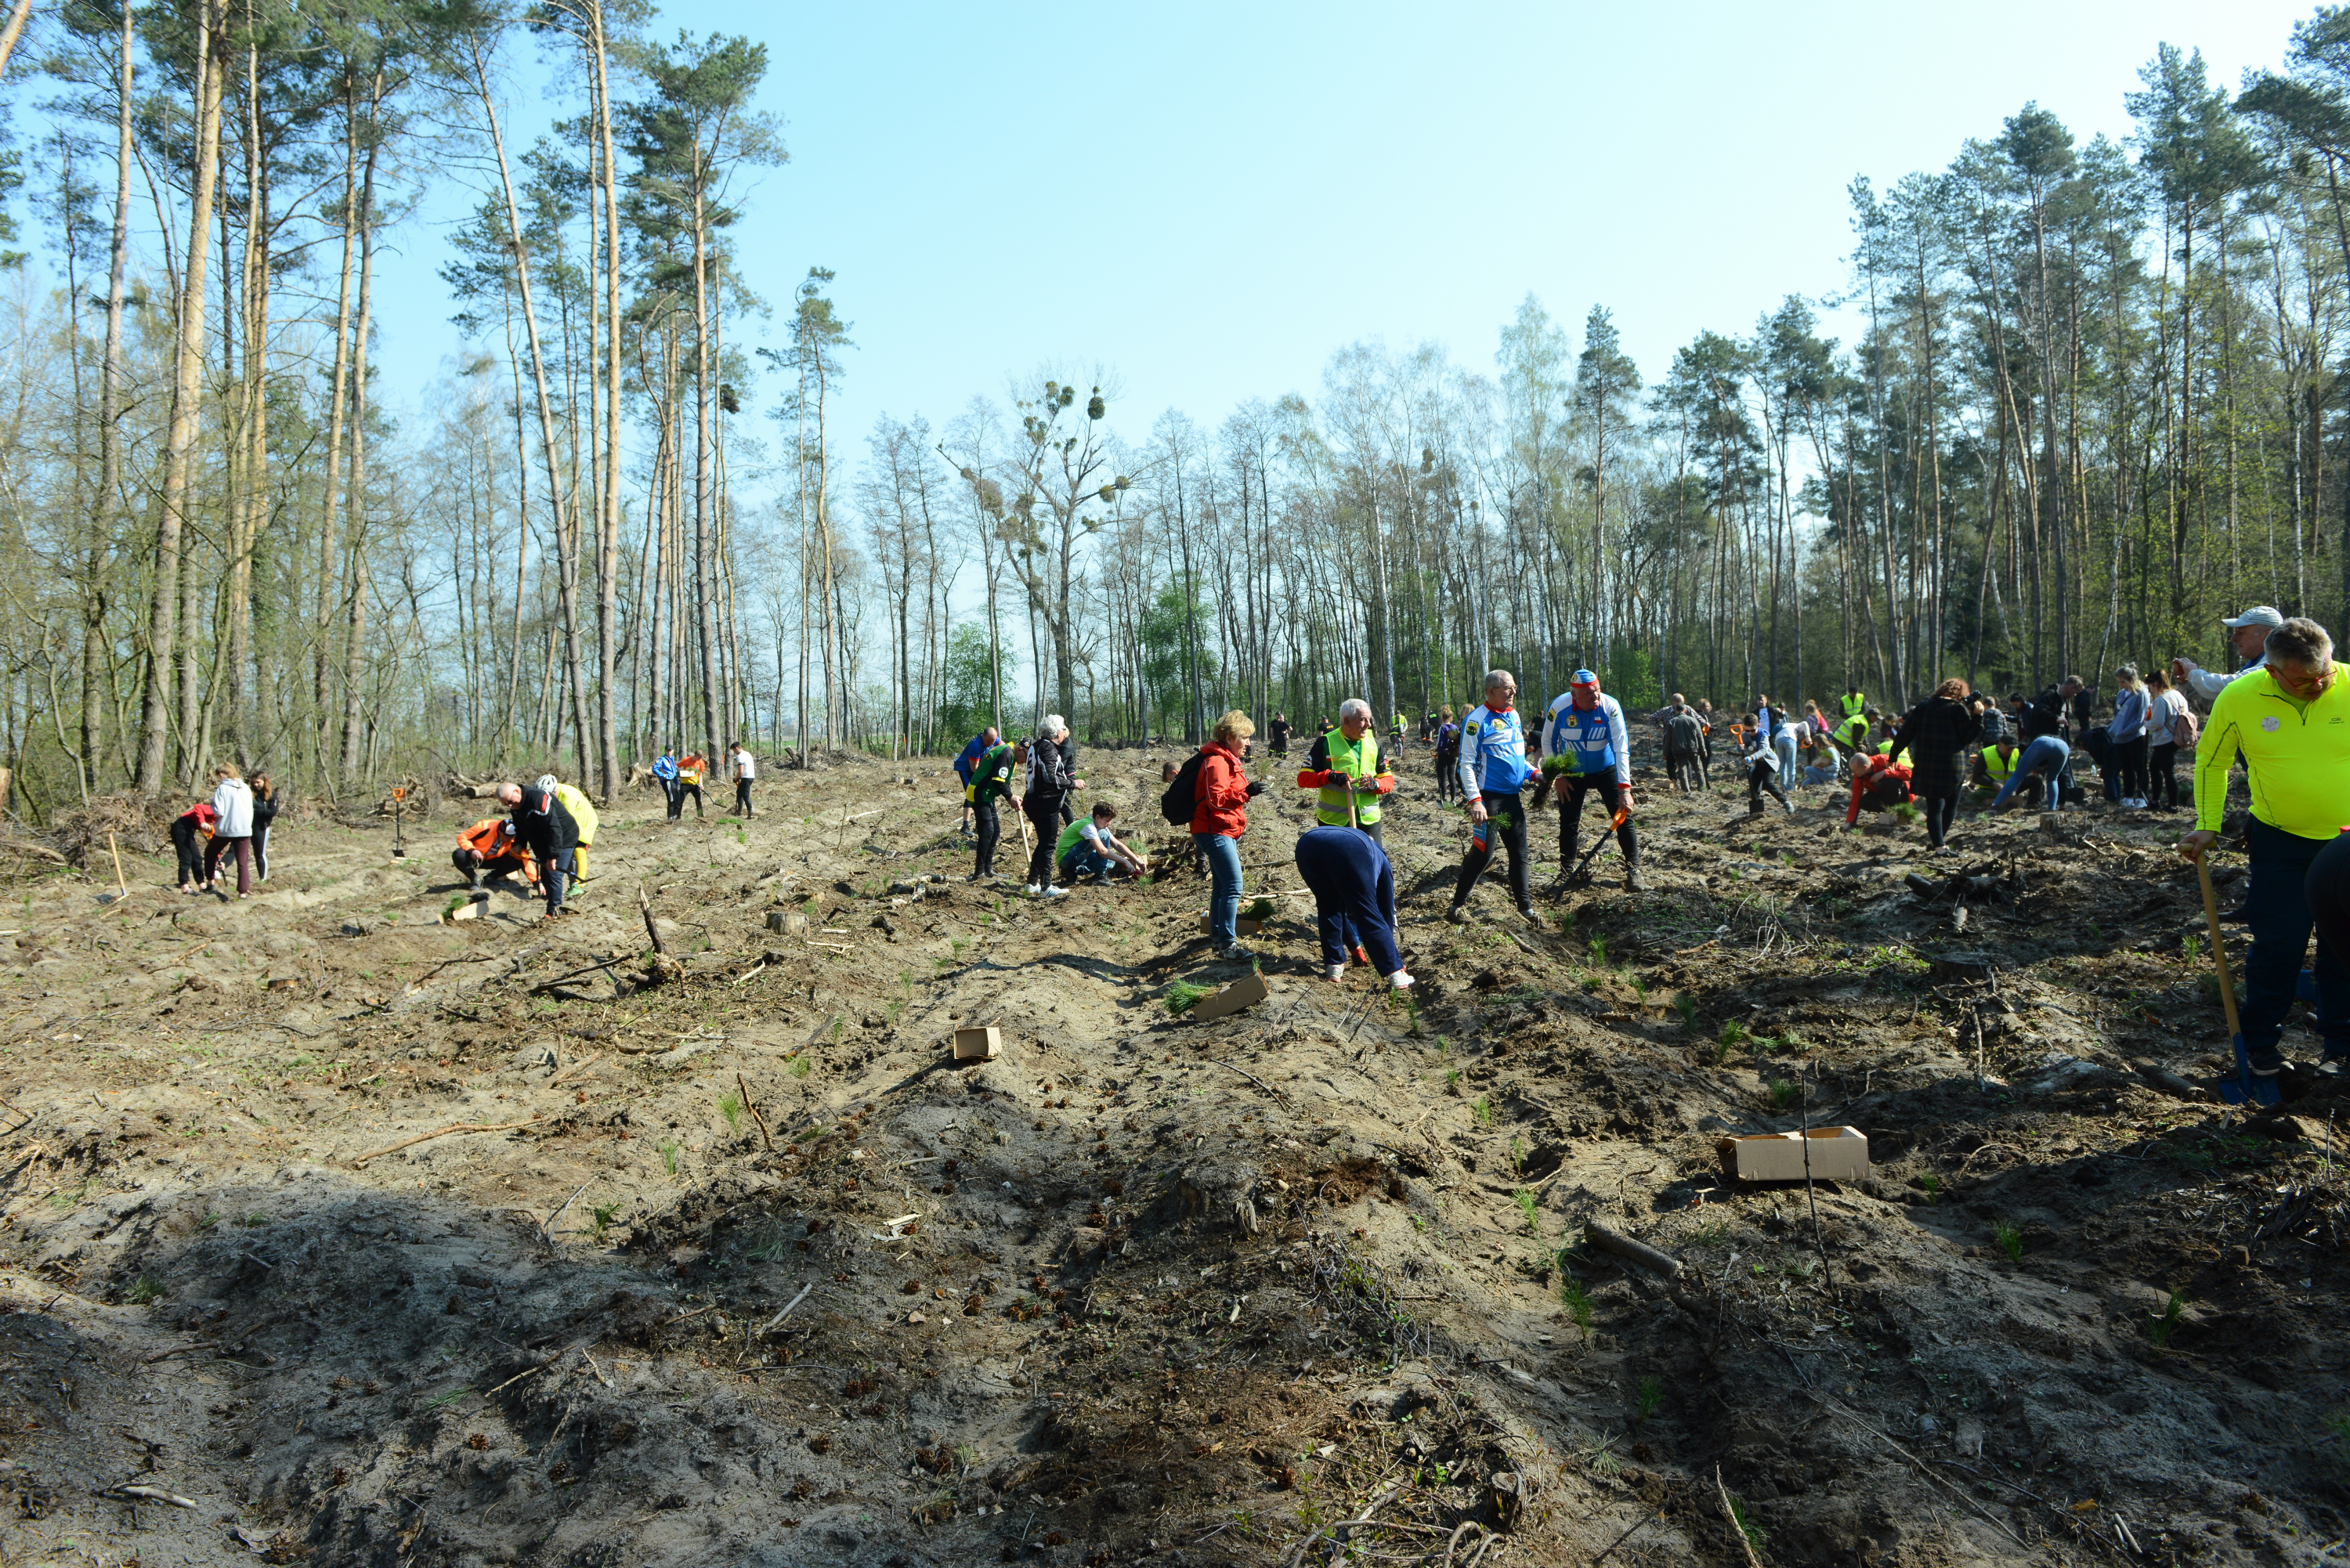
[0,731,2343,1567]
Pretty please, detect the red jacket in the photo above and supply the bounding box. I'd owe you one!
[1191,742,1251,838]
[1845,755,1913,826]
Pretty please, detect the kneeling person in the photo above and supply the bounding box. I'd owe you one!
[1295,824,1412,990]
[1057,802,1144,882]
[454,816,538,891]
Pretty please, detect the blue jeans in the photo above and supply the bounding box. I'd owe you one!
[1194,833,1242,947]
[2243,818,2350,1070]
[1059,843,1116,880]
[1990,738,2069,811]
[1773,733,1799,791]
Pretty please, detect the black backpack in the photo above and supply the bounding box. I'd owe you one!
[1160,752,1208,826]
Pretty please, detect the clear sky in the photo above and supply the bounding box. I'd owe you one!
[7,2,2321,476]
[355,0,2320,475]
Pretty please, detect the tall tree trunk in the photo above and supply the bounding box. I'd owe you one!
[590,0,623,797]
[314,65,360,779]
[136,0,222,793]
[87,0,136,784]
[689,182,723,762]
[337,70,384,785]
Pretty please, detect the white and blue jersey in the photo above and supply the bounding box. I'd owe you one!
[1542,692,1632,785]
[1455,705,1533,800]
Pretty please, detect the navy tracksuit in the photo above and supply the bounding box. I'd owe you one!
[1294,825,1403,975]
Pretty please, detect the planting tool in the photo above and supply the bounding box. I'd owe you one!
[1564,807,1632,888]
[392,786,407,860]
[2193,847,2272,1106]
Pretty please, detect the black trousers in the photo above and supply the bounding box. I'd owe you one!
[1025,793,1062,887]
[1922,793,1958,847]
[2149,742,2181,809]
[973,797,1002,876]
[669,782,703,818]
[1559,771,1638,866]
[2111,734,2149,800]
[2306,830,2350,1025]
[1745,760,1789,812]
[1453,790,1530,912]
[735,779,753,816]
[172,818,207,887]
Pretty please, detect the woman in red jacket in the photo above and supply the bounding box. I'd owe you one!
[1192,710,1265,959]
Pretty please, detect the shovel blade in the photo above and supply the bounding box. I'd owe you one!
[2219,1033,2283,1107]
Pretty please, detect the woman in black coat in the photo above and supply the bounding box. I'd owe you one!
[1890,677,1982,851]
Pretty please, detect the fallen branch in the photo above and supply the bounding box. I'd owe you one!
[349,1119,535,1167]
[99,1483,194,1508]
[1208,1057,1292,1105]
[485,1343,578,1396]
[758,1280,817,1335]
[1716,1465,1764,1568]
[736,1071,773,1151]
[1585,1219,1681,1276]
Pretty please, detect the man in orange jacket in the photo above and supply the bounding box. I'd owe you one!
[1842,753,1913,829]
[453,816,539,891]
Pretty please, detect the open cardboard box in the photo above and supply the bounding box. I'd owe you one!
[952,1025,1002,1061]
[1188,970,1271,1021]
[1717,1125,1869,1183]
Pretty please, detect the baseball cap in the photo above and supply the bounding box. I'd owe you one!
[1570,669,1599,687]
[2222,605,2286,629]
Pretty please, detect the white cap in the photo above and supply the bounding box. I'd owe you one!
[2222,605,2286,630]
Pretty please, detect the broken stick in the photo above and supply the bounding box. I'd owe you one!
[349,1119,535,1167]
[1584,1219,1682,1276]
[736,1071,774,1151]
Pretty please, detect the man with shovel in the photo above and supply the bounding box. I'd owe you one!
[2180,617,2350,1097]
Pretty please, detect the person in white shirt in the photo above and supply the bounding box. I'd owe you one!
[2174,605,2283,703]
[730,739,757,818]
[203,765,256,898]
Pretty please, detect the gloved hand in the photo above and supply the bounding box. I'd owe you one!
[1245,779,1266,797]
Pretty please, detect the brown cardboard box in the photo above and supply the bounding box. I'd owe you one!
[1198,915,1264,937]
[1718,1126,1869,1183]
[953,1025,1002,1061]
[1188,971,1271,1021]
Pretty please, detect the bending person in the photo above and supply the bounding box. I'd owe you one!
[1295,824,1411,990]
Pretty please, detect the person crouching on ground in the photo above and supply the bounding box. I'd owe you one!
[1970,737,2036,807]
[1842,750,1913,831]
[1296,822,1412,990]
[2181,616,2350,1089]
[453,815,538,891]
[500,780,577,919]
[204,765,256,898]
[1058,801,1146,883]
[1192,711,1264,958]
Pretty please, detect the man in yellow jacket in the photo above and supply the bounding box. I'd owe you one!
[540,775,600,886]
[2180,617,2350,1093]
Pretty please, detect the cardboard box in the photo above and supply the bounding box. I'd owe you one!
[444,891,488,924]
[1717,1126,1869,1183]
[953,1025,1002,1061]
[1188,970,1271,1022]
[1198,915,1264,937]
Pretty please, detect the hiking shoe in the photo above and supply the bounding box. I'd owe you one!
[1518,905,1544,925]
[1217,944,1254,960]
[1446,905,1473,926]
[1625,865,1647,892]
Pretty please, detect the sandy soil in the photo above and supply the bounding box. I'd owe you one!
[0,736,2341,1567]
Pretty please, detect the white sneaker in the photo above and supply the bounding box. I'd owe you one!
[1324,963,1345,982]
[1039,886,1067,901]
[1023,883,1041,898]
[1217,943,1254,960]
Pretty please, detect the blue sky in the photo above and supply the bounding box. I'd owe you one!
[382,0,2310,473]
[7,1,2323,476]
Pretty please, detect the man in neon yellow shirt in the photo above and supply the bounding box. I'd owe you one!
[2180,617,2350,1091]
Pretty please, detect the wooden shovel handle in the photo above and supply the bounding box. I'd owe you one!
[2193,848,2244,1040]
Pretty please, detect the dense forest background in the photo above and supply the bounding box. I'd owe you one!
[0,1,2348,817]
